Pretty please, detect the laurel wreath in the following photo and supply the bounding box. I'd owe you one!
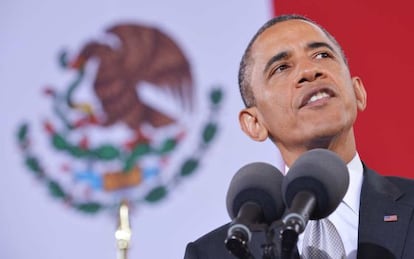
[16,87,223,214]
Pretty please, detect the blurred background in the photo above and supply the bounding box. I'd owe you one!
[1,1,413,258]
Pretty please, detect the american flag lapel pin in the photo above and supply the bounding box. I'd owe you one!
[384,214,398,222]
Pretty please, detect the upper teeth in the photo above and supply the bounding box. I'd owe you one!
[308,91,329,104]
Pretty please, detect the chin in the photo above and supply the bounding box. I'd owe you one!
[306,136,333,150]
[306,123,351,146]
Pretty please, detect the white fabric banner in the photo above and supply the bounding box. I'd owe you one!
[0,1,283,258]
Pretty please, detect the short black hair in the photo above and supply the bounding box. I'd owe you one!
[238,14,348,107]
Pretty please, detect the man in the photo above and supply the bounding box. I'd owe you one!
[184,14,414,259]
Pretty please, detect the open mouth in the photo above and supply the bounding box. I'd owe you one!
[300,88,335,108]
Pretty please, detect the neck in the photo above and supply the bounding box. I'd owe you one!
[278,129,357,167]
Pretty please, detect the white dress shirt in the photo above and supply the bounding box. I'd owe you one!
[286,152,364,259]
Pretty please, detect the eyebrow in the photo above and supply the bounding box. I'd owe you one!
[263,51,290,75]
[307,41,335,53]
[262,41,336,75]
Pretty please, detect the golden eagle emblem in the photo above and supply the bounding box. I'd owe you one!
[70,24,194,145]
[16,22,223,214]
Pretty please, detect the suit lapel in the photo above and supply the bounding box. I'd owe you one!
[358,166,413,258]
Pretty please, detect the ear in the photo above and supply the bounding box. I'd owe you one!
[239,107,268,142]
[352,76,367,111]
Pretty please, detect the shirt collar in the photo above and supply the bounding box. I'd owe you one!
[343,152,363,215]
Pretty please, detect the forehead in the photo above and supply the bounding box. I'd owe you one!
[252,19,337,56]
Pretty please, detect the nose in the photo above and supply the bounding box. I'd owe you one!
[297,62,323,85]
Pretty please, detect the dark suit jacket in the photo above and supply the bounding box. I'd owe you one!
[184,166,414,259]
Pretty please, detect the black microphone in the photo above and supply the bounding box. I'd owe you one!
[225,162,285,259]
[280,149,349,257]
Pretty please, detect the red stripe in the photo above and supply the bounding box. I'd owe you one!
[271,0,414,177]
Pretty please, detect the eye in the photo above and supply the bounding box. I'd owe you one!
[271,64,290,75]
[315,51,332,59]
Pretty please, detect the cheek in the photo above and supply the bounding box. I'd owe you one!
[254,79,295,125]
[343,86,359,111]
[260,83,292,108]
[257,96,293,131]
[259,96,289,122]
[258,91,294,126]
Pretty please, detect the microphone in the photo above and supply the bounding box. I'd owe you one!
[280,149,349,256]
[225,162,285,258]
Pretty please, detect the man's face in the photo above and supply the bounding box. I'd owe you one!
[243,19,366,153]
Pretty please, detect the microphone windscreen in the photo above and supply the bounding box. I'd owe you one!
[282,149,349,220]
[226,162,285,224]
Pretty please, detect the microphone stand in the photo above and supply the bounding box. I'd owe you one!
[280,227,298,259]
[226,220,286,259]
[262,219,285,259]
[261,227,277,259]
[281,191,316,259]
[115,200,132,259]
